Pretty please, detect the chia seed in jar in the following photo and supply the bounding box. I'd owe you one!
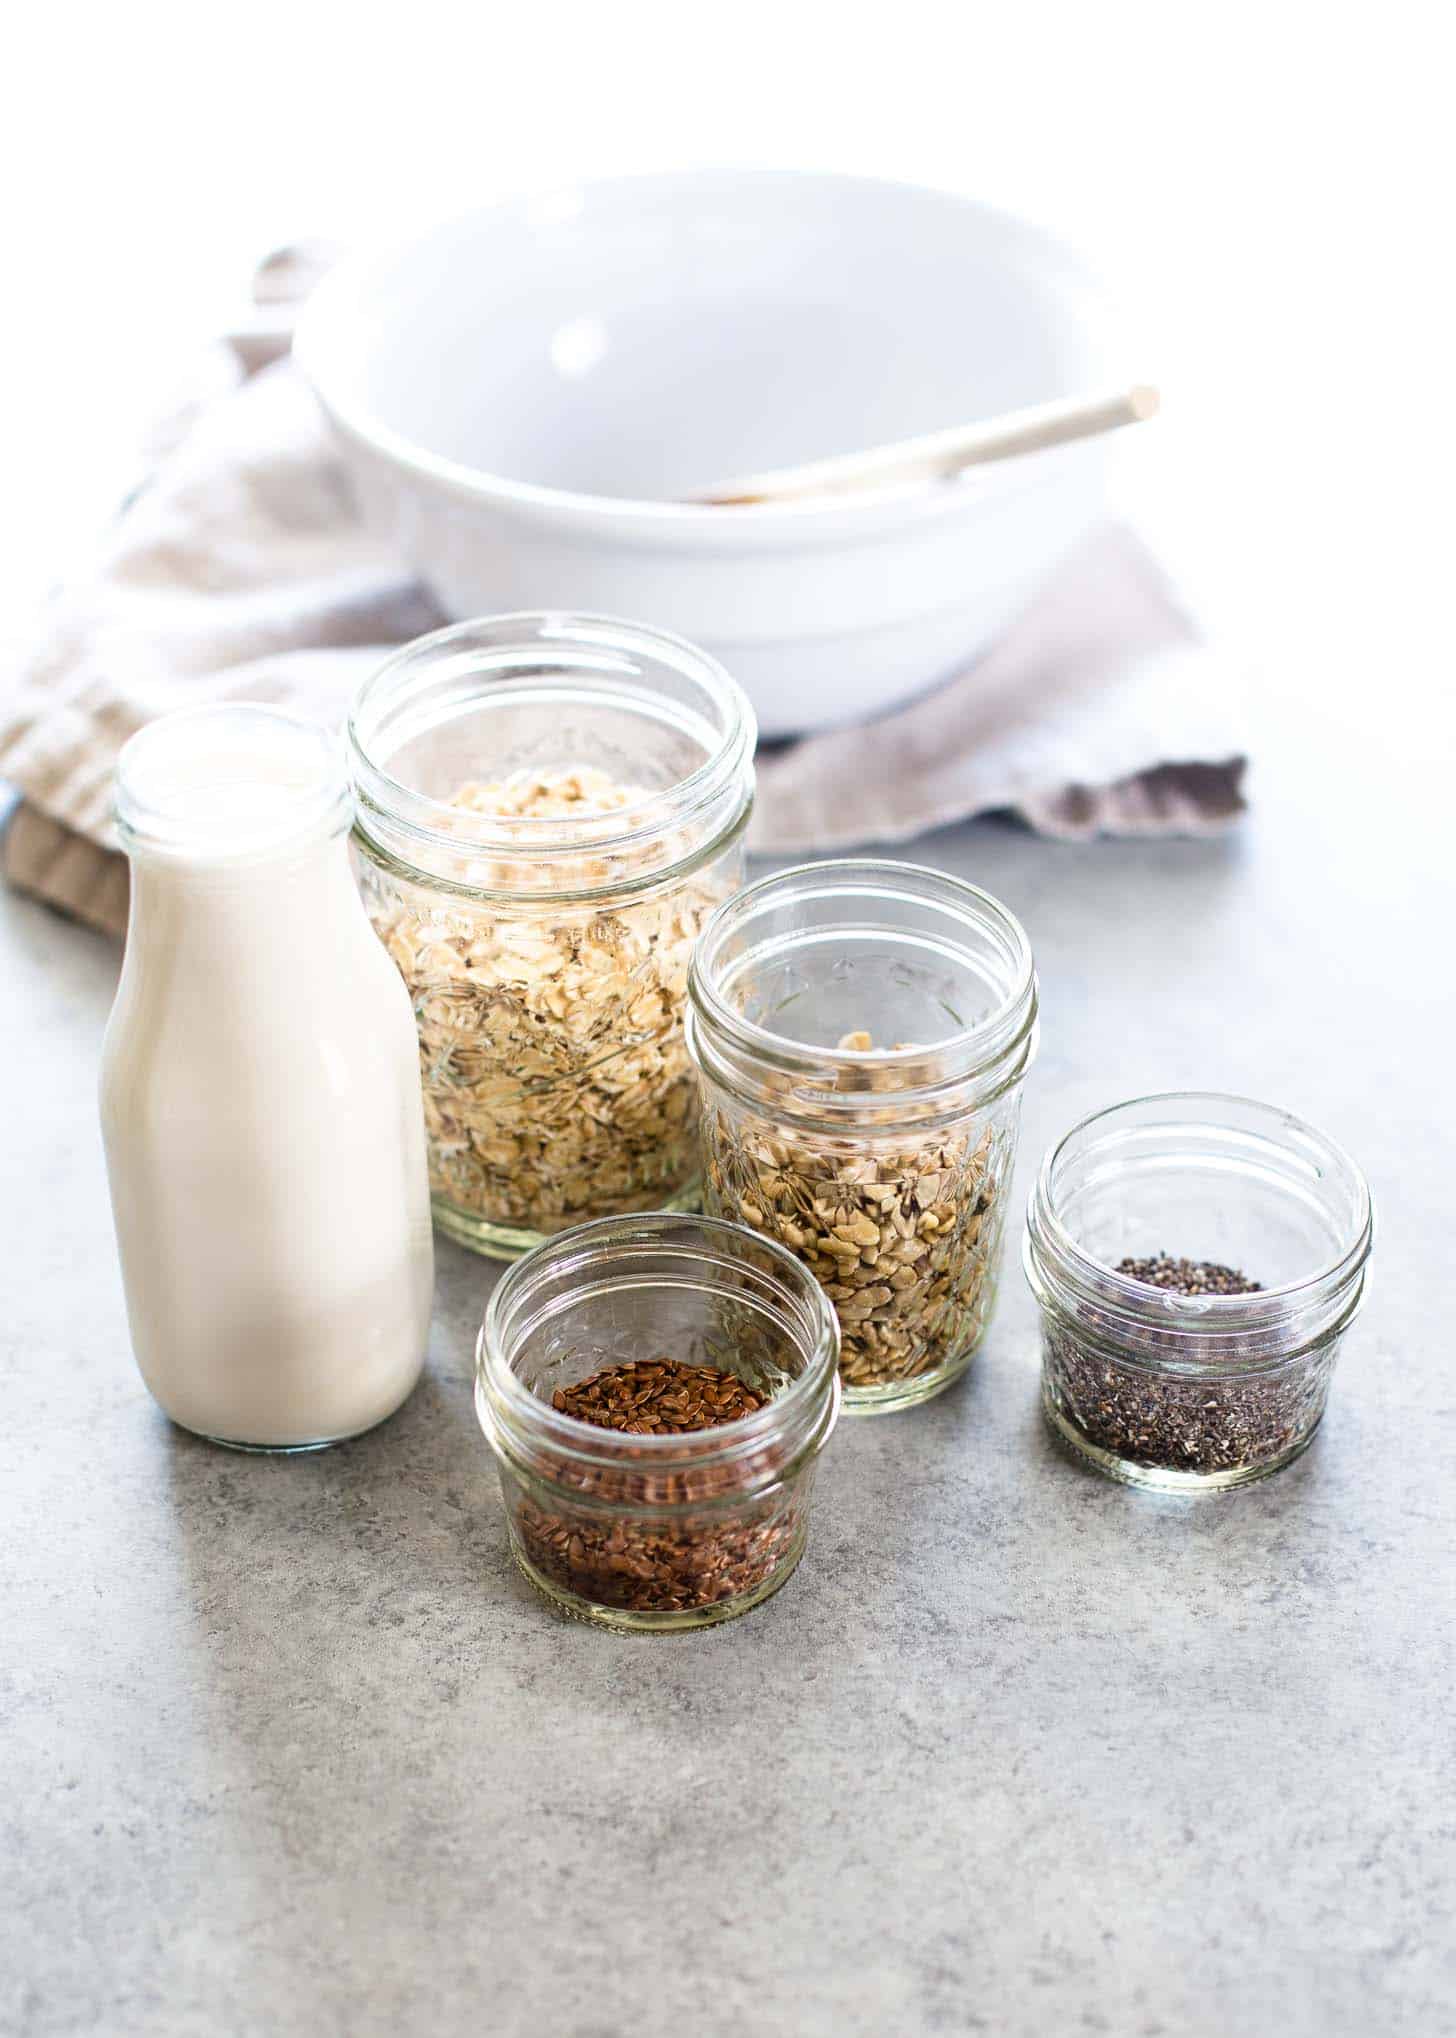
[1024,1096,1373,1492]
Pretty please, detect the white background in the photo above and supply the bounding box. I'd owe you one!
[3,0,1452,765]
[3,20,1453,2031]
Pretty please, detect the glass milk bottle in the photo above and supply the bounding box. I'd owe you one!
[99,706,434,1449]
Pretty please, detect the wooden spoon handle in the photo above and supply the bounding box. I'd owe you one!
[692,384,1160,506]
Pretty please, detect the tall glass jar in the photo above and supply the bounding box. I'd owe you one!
[349,614,756,1257]
[686,860,1038,1414]
[1024,1093,1375,1491]
[477,1214,841,1632]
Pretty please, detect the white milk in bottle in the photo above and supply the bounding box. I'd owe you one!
[99,705,434,1448]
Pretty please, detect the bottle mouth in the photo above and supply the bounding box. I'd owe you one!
[116,705,350,865]
[347,612,756,895]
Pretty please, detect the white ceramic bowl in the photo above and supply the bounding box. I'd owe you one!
[295,171,1121,737]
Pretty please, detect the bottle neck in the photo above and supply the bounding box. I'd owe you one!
[124,828,362,954]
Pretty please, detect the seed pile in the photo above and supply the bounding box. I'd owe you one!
[1043,1252,1333,1479]
[511,1358,802,1616]
[702,1032,1008,1394]
[551,1359,767,1432]
[1116,1254,1263,1296]
[362,766,728,1235]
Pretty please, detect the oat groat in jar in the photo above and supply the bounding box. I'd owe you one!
[349,615,755,1257]
[687,860,1038,1414]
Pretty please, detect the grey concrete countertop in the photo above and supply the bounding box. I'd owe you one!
[5,680,1454,2038]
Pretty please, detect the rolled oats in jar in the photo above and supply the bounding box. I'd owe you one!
[348,615,755,1257]
[687,860,1038,1414]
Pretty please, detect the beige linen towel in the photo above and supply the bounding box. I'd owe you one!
[0,248,1245,939]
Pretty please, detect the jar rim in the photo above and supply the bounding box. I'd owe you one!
[1028,1090,1375,1322]
[687,858,1037,1107]
[347,611,755,887]
[477,1213,841,1475]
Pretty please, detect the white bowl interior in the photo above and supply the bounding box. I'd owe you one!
[303,173,1114,503]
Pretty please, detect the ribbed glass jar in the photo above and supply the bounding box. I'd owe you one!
[349,614,755,1257]
[477,1214,841,1632]
[686,860,1038,1414]
[1024,1093,1374,1491]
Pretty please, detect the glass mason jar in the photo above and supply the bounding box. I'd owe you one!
[476,1213,841,1632]
[1024,1093,1375,1491]
[686,860,1038,1415]
[349,614,756,1257]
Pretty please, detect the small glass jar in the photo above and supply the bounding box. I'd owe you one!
[1024,1093,1374,1491]
[686,860,1038,1414]
[349,614,755,1257]
[477,1213,841,1632]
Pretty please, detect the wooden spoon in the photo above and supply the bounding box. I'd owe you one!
[688,383,1159,506]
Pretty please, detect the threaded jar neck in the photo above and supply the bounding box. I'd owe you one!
[477,1214,840,1502]
[1024,1091,1374,1371]
[686,859,1037,1130]
[348,612,755,900]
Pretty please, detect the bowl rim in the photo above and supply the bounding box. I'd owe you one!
[292,166,1117,534]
